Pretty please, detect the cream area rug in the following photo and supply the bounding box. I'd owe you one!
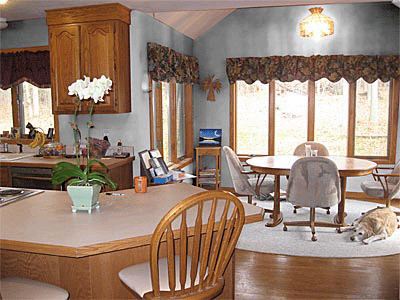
[237,198,400,258]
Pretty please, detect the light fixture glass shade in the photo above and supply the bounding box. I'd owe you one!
[300,7,334,38]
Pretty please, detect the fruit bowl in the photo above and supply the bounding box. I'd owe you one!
[39,142,66,157]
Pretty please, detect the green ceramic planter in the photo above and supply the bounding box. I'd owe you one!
[67,185,101,214]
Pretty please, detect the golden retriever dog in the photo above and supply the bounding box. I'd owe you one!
[341,207,398,244]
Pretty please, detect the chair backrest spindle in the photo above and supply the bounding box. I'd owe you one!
[166,224,176,293]
[179,211,188,291]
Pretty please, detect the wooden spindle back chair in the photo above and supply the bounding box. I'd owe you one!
[119,190,245,299]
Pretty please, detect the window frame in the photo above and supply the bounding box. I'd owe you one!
[0,46,59,145]
[230,78,399,164]
[149,77,193,169]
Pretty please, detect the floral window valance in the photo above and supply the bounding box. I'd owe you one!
[0,50,51,90]
[147,42,200,84]
[226,55,400,85]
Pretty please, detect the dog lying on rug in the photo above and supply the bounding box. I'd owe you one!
[341,207,399,244]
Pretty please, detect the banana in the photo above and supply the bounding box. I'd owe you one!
[29,135,39,148]
[29,131,46,148]
[39,132,46,146]
[37,132,43,147]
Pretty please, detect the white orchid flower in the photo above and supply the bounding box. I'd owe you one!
[68,76,91,100]
[68,83,77,96]
[83,76,90,85]
[98,75,112,92]
[68,75,112,102]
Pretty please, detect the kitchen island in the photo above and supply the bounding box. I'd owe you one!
[0,155,134,191]
[0,183,264,299]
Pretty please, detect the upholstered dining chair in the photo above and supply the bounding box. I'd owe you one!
[293,141,330,157]
[361,160,400,215]
[292,141,331,214]
[283,157,342,241]
[0,277,69,300]
[223,146,274,205]
[119,190,245,299]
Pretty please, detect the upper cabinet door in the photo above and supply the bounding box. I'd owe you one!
[46,3,131,115]
[49,25,81,114]
[81,21,116,114]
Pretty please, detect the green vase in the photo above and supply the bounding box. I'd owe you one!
[67,185,101,214]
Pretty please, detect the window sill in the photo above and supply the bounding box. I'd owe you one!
[168,157,193,170]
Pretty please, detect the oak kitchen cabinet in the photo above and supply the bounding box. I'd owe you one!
[46,3,131,114]
[0,166,11,187]
[0,156,135,191]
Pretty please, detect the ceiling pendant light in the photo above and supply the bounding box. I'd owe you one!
[300,7,334,38]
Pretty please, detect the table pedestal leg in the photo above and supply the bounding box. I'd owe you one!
[265,174,283,227]
[334,176,348,227]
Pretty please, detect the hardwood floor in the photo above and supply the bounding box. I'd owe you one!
[235,251,399,300]
[234,198,400,300]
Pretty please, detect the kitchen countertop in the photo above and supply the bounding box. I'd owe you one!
[0,153,36,161]
[0,183,264,257]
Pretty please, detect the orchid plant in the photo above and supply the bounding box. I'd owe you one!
[51,75,117,190]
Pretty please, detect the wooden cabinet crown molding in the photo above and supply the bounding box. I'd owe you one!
[46,3,131,26]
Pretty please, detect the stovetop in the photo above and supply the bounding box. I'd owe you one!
[0,187,44,207]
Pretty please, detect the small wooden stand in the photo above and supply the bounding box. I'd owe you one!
[196,147,221,190]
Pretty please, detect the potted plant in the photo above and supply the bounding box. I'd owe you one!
[52,75,117,213]
[52,159,117,213]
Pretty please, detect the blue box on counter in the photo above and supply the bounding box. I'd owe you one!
[153,173,173,184]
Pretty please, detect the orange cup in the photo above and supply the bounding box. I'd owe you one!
[134,176,147,193]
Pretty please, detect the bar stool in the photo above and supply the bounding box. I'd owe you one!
[0,277,69,300]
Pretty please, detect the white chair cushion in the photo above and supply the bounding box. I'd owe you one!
[361,180,396,198]
[223,146,274,196]
[0,277,69,300]
[119,256,201,297]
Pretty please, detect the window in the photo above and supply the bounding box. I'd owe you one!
[0,88,13,133]
[354,79,390,157]
[314,78,349,156]
[232,78,398,163]
[0,47,57,142]
[0,82,54,137]
[150,80,193,167]
[275,80,308,155]
[236,81,269,155]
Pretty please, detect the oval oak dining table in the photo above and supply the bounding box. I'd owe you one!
[246,155,377,227]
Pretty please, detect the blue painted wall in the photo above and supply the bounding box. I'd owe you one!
[0,18,48,48]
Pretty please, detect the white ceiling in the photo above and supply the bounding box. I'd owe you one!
[0,0,393,39]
